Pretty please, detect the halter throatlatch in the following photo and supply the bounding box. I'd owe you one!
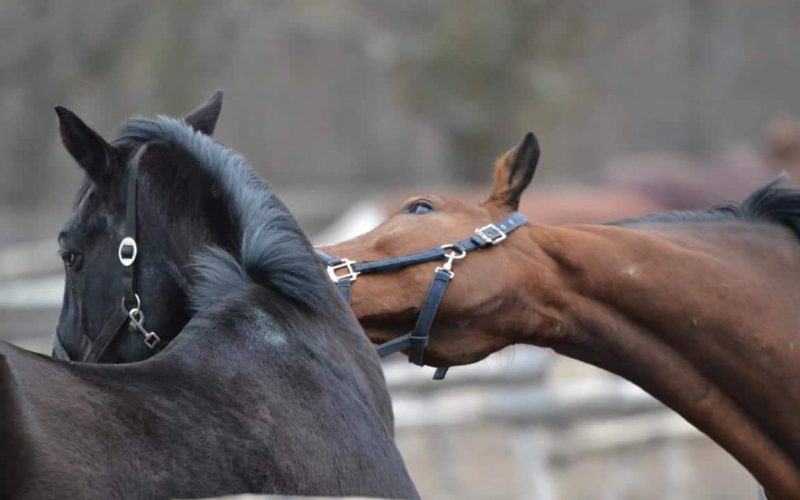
[317,211,528,380]
[58,142,162,362]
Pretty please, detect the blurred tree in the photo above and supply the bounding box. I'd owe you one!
[0,1,142,207]
[383,0,581,182]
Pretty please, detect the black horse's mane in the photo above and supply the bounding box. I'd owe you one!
[611,174,800,239]
[115,115,329,311]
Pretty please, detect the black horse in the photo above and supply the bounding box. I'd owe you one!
[52,92,226,363]
[0,95,418,499]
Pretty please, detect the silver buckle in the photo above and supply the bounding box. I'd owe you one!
[327,258,359,283]
[474,224,507,245]
[118,237,138,266]
[438,244,466,276]
[126,300,161,350]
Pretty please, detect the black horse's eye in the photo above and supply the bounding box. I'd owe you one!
[404,200,435,214]
[60,250,80,268]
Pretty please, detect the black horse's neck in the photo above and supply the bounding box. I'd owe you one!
[2,275,414,498]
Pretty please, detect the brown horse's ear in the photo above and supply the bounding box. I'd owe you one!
[485,132,540,210]
[184,90,224,136]
[55,106,119,185]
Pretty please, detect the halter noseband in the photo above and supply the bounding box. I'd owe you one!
[54,142,161,362]
[317,211,527,380]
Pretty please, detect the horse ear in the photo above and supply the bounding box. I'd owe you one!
[184,90,224,136]
[485,132,540,210]
[55,106,119,185]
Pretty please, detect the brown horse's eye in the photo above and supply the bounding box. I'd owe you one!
[404,200,435,214]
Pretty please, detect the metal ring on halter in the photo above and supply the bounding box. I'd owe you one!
[440,244,466,260]
[122,293,142,316]
[118,236,138,267]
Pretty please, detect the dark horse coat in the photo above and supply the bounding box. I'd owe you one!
[0,109,418,499]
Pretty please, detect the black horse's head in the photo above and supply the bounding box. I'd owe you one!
[52,92,231,363]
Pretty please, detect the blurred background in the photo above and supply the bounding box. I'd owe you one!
[2,1,799,498]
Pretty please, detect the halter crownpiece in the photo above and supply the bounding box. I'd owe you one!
[317,211,528,380]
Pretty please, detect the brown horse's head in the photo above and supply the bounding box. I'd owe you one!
[321,133,541,366]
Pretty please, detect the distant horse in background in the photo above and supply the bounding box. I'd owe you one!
[766,115,800,181]
[1,96,418,499]
[603,114,800,211]
[322,134,800,498]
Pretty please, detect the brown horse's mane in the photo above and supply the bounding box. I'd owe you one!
[610,174,800,239]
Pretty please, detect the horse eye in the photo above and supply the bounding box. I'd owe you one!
[404,200,435,214]
[61,251,79,267]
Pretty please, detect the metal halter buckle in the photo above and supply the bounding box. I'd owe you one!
[118,237,138,266]
[436,244,467,278]
[124,294,161,350]
[327,258,360,283]
[475,223,507,245]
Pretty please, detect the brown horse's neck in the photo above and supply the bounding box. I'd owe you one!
[504,221,800,499]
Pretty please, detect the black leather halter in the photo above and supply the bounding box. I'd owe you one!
[317,211,528,380]
[54,143,161,362]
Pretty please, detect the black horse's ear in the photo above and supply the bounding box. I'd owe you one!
[55,106,119,185]
[184,90,224,136]
[485,132,540,210]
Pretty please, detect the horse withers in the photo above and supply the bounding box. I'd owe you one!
[321,133,800,499]
[0,96,418,499]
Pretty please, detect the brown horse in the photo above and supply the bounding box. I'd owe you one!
[322,134,800,499]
